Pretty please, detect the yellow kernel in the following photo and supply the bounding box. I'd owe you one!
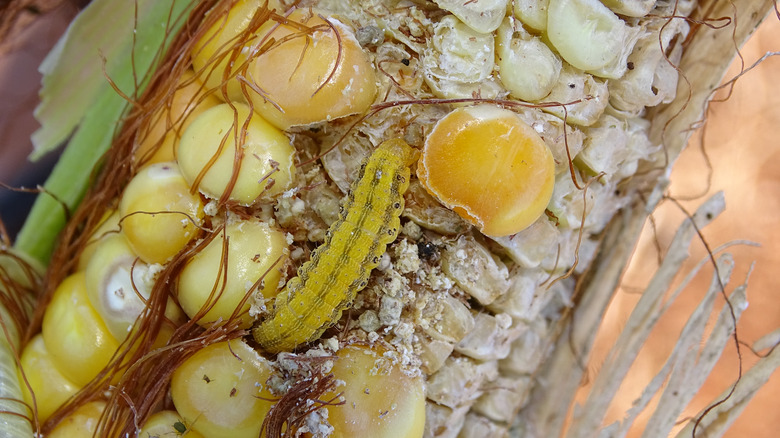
[47,401,106,438]
[170,340,275,438]
[417,105,555,236]
[119,162,205,264]
[244,9,377,129]
[76,209,121,271]
[85,233,183,342]
[325,344,426,438]
[42,272,120,387]
[191,0,282,103]
[178,103,296,205]
[17,335,80,422]
[134,70,222,165]
[140,410,205,438]
[177,218,288,328]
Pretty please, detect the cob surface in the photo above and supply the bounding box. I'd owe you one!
[1,0,778,437]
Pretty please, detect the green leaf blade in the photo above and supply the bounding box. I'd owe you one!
[16,0,196,265]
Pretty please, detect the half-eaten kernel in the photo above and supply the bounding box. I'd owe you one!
[417,105,555,236]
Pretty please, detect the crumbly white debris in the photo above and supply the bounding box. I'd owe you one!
[392,321,415,342]
[393,239,420,274]
[321,337,339,353]
[376,252,392,272]
[298,404,334,438]
[380,269,408,299]
[358,310,381,332]
[203,199,219,216]
[401,220,423,240]
[290,198,305,215]
[424,268,455,291]
[379,295,403,326]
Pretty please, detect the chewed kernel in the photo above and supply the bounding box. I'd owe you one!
[170,340,275,438]
[119,162,204,264]
[84,233,183,343]
[325,343,426,438]
[417,105,555,236]
[177,218,288,329]
[245,8,377,129]
[178,103,296,205]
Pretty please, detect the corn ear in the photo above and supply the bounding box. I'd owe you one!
[2,0,778,437]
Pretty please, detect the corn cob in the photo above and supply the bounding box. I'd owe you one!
[1,0,778,437]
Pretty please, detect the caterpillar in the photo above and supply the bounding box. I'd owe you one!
[253,139,416,353]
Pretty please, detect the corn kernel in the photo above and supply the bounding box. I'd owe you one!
[47,401,106,438]
[422,15,495,99]
[42,272,120,387]
[325,344,426,438]
[495,19,561,102]
[426,357,498,408]
[85,233,182,341]
[170,340,275,438]
[440,235,510,306]
[417,105,555,237]
[422,294,475,344]
[134,70,222,165]
[17,335,80,422]
[244,8,377,129]
[140,410,205,438]
[191,0,282,103]
[434,0,507,33]
[177,218,288,328]
[178,103,296,205]
[546,0,630,73]
[76,209,120,271]
[513,0,549,32]
[119,162,205,264]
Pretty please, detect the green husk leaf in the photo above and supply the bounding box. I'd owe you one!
[15,0,195,265]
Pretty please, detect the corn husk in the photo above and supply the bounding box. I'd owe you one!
[516,1,778,437]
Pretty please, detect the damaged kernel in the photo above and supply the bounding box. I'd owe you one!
[418,105,555,236]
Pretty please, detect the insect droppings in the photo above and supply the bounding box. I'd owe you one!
[252,139,416,353]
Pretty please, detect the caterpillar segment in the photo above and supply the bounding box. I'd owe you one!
[252,139,415,353]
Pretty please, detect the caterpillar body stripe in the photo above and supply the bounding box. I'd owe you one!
[253,139,416,353]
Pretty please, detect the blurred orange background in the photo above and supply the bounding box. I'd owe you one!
[593,14,780,438]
